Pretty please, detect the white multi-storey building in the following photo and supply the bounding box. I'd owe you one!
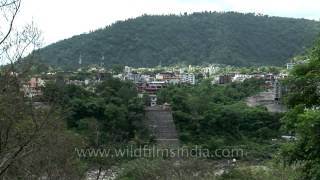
[124,66,132,74]
[203,65,219,77]
[180,73,196,85]
[232,74,253,82]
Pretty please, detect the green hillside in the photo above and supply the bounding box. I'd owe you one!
[32,12,320,69]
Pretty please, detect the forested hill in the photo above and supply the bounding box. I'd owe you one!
[32,12,320,69]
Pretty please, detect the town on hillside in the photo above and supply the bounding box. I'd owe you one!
[18,60,306,106]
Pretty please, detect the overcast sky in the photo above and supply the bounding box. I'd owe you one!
[16,0,320,46]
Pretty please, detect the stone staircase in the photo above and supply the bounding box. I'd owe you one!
[145,105,179,148]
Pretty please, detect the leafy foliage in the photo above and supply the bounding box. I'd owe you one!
[157,79,282,150]
[0,73,85,179]
[43,76,150,146]
[281,39,320,180]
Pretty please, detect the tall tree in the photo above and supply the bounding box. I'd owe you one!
[0,1,85,178]
[281,39,320,180]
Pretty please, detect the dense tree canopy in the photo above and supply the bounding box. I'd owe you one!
[43,76,149,146]
[0,73,85,179]
[29,12,320,70]
[157,79,283,157]
[281,39,320,180]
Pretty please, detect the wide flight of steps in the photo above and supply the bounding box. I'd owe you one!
[145,105,179,148]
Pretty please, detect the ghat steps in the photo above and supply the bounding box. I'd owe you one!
[145,105,179,148]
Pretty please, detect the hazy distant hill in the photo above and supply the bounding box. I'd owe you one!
[31,12,320,69]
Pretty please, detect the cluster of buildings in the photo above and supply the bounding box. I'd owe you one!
[21,70,110,98]
[22,77,45,98]
[213,73,277,85]
[19,63,294,104]
[121,66,196,85]
[213,72,290,103]
[113,66,196,96]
